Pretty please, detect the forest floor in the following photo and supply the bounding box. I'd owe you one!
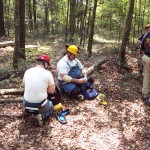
[0,36,150,150]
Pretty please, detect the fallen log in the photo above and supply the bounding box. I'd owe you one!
[87,59,105,75]
[0,99,22,103]
[0,40,15,47]
[0,88,24,95]
[0,113,23,117]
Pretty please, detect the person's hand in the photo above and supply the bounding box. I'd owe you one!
[78,77,87,84]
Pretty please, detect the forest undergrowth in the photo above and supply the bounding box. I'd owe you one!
[0,37,150,150]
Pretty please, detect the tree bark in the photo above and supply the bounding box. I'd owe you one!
[119,0,135,66]
[87,0,98,57]
[13,0,19,69]
[19,0,26,59]
[65,0,69,42]
[33,0,37,29]
[0,0,6,37]
[69,0,76,42]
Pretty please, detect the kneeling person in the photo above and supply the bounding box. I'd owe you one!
[22,54,55,126]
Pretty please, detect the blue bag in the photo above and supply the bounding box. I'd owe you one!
[81,82,99,100]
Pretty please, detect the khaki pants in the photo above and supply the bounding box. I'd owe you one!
[142,55,150,95]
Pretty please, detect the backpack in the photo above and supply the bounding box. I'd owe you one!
[81,82,99,100]
[47,86,62,106]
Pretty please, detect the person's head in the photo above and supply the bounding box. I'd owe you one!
[66,45,79,60]
[37,54,50,69]
[145,24,150,32]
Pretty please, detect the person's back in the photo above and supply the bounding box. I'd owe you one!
[23,67,54,103]
[22,54,55,126]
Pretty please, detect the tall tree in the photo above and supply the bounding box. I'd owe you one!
[120,0,135,66]
[33,0,37,29]
[19,0,26,59]
[13,0,19,69]
[44,0,49,34]
[65,0,69,42]
[0,0,5,37]
[27,0,33,33]
[69,0,76,42]
[80,0,88,47]
[87,0,98,57]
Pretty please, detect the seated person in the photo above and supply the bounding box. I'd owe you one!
[57,44,93,100]
[22,54,55,126]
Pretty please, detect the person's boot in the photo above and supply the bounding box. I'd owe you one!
[31,114,43,127]
[77,94,84,100]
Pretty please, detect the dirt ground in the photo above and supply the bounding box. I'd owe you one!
[0,38,150,150]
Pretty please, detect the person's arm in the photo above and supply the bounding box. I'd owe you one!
[60,73,87,84]
[47,71,55,94]
[140,35,146,56]
[47,84,55,94]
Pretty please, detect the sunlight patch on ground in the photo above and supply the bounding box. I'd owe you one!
[94,34,117,44]
[38,46,52,52]
[78,128,122,150]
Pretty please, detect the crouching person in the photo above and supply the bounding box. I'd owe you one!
[22,54,55,126]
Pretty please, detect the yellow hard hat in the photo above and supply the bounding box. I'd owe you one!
[67,45,79,55]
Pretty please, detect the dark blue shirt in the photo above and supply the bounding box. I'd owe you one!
[140,32,150,56]
[138,34,145,41]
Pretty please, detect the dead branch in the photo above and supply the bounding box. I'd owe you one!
[87,59,105,75]
[0,88,24,95]
[0,99,23,103]
[0,113,23,117]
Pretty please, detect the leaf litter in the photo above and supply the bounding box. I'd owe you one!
[0,41,150,150]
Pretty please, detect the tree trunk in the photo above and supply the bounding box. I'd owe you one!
[28,0,33,33]
[119,0,135,66]
[33,0,37,29]
[87,0,98,57]
[0,0,6,37]
[13,0,19,69]
[49,0,54,34]
[65,0,69,42]
[19,0,26,60]
[80,0,88,47]
[44,0,49,34]
[69,0,76,42]
[137,0,141,35]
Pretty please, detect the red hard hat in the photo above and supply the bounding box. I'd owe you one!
[37,54,50,64]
